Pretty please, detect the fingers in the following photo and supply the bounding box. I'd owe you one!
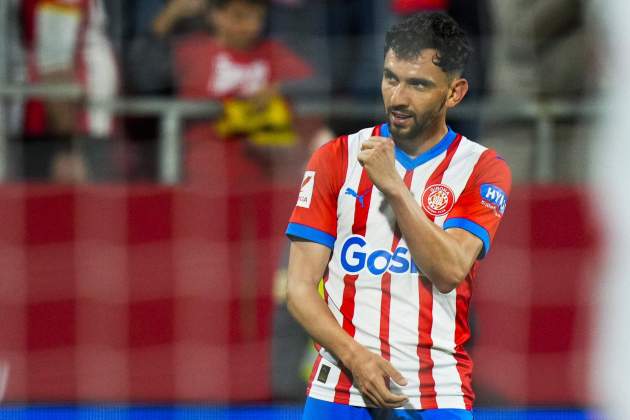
[358,362,409,408]
[374,379,408,408]
[358,137,394,167]
[357,150,369,166]
[383,360,408,386]
[361,137,394,151]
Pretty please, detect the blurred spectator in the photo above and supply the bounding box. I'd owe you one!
[19,0,119,182]
[172,0,313,190]
[125,0,211,96]
[119,0,216,180]
[4,0,27,142]
[502,0,593,98]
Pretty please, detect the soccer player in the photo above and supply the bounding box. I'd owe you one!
[285,12,511,419]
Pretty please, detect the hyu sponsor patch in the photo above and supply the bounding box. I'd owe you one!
[480,184,507,216]
[297,171,315,208]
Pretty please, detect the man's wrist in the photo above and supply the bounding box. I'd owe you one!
[336,339,361,369]
[382,177,407,199]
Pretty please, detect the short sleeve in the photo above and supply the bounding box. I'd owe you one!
[286,137,347,249]
[444,150,512,259]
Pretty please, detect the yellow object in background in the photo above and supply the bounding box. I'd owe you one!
[318,278,325,298]
[215,95,297,147]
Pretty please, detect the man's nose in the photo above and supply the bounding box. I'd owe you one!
[389,84,410,108]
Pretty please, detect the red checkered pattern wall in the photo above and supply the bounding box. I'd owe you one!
[0,184,297,402]
[0,184,599,404]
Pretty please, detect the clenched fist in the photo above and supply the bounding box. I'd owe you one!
[357,137,403,195]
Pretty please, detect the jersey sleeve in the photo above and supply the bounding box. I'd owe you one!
[286,137,347,249]
[444,149,512,259]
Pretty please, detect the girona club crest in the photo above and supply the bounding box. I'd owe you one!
[421,184,455,217]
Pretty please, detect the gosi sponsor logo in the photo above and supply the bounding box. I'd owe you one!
[339,235,420,275]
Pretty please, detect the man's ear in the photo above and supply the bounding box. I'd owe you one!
[446,78,469,109]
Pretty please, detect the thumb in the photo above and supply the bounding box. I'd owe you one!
[383,360,407,386]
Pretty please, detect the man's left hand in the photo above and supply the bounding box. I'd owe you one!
[357,137,403,195]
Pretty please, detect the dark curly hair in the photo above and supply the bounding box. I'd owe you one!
[210,0,270,9]
[384,12,472,76]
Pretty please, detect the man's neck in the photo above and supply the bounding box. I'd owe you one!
[395,121,449,158]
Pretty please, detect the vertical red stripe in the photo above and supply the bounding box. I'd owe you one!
[379,170,414,362]
[333,169,373,404]
[306,354,323,396]
[418,276,436,408]
[333,126,381,403]
[454,274,475,409]
[416,133,462,408]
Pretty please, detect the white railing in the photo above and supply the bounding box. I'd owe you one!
[0,83,600,184]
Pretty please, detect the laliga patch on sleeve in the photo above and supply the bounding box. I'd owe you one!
[480,183,507,216]
[297,171,315,208]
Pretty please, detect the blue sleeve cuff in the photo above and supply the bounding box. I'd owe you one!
[286,223,336,249]
[443,218,491,259]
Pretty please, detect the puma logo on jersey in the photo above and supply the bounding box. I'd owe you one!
[345,187,370,208]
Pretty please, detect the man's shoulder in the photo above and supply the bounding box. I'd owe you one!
[314,124,382,158]
[453,136,512,187]
[455,135,511,171]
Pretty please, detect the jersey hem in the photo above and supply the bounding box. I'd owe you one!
[443,217,491,258]
[308,383,471,410]
[286,222,335,249]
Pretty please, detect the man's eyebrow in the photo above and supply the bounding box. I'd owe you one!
[383,67,397,77]
[407,77,435,87]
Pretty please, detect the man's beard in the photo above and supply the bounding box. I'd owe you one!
[387,95,448,143]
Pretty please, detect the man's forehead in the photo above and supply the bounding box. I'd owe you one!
[384,48,440,68]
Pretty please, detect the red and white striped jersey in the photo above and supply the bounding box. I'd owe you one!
[286,123,511,410]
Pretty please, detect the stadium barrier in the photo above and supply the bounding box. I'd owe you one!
[0,83,600,184]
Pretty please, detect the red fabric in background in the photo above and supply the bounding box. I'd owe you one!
[0,184,296,402]
[391,0,449,14]
[0,184,599,404]
[473,185,600,405]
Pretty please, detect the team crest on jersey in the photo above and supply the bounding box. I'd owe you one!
[297,171,315,208]
[421,184,455,217]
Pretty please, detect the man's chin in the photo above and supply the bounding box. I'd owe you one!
[389,124,417,141]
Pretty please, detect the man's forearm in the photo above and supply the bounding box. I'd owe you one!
[385,183,470,293]
[286,280,359,366]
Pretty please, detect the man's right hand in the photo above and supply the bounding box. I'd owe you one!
[344,345,409,408]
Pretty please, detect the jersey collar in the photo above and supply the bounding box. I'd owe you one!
[380,123,457,171]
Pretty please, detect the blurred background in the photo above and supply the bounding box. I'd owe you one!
[0,0,620,418]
